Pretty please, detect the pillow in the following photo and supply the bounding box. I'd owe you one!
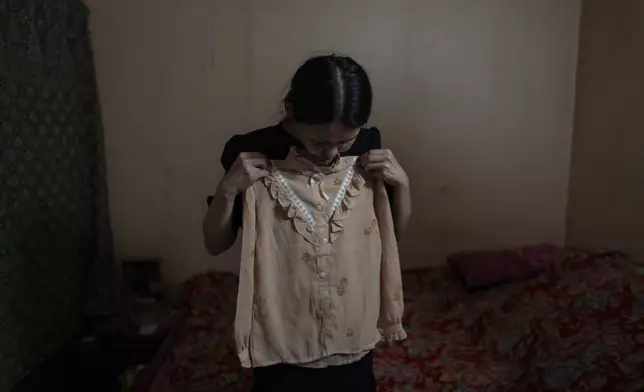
[448,249,544,291]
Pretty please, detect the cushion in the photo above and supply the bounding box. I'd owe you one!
[448,248,545,290]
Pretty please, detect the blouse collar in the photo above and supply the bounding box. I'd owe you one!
[277,147,353,175]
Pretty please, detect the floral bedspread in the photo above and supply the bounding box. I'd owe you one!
[153,246,644,392]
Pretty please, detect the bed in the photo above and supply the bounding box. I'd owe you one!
[146,246,644,392]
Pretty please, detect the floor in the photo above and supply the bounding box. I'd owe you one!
[13,338,126,392]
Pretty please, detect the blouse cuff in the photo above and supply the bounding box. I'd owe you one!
[238,348,251,368]
[381,323,407,342]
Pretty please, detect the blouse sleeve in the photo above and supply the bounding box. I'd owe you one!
[367,127,395,204]
[219,135,244,231]
[374,179,407,341]
[234,185,257,367]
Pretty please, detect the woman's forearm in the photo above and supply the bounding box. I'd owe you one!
[202,190,238,256]
[392,182,412,240]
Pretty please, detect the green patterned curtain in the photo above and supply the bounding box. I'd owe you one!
[0,0,115,390]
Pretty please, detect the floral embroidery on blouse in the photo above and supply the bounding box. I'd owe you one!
[364,218,378,236]
[254,295,268,321]
[337,277,348,296]
[392,284,404,302]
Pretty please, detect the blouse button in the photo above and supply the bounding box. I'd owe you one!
[319,271,327,278]
[323,238,328,243]
[316,205,322,211]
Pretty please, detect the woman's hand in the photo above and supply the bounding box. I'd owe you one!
[361,148,412,239]
[217,152,270,197]
[360,149,409,188]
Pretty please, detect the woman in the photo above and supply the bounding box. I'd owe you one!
[203,55,411,391]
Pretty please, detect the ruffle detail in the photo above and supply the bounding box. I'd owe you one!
[380,323,407,342]
[264,177,300,220]
[263,162,364,246]
[329,173,365,243]
[263,176,317,245]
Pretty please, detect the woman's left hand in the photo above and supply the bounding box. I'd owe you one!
[360,149,409,187]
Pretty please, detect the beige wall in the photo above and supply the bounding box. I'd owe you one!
[567,0,644,263]
[85,0,581,287]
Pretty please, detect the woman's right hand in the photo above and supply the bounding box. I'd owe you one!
[217,152,270,197]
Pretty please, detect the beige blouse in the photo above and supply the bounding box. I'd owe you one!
[234,148,406,368]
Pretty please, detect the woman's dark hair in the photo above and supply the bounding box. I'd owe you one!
[284,55,372,127]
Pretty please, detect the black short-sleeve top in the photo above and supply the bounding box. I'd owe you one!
[212,123,392,231]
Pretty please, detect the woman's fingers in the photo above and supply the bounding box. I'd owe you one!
[243,158,270,170]
[239,152,269,165]
[220,152,270,194]
[361,149,394,166]
[237,152,270,173]
[361,153,385,165]
[239,152,267,160]
[248,169,269,182]
[364,162,389,173]
[362,149,408,187]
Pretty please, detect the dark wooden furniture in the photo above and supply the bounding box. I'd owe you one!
[12,309,182,392]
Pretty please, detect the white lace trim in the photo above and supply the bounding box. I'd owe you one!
[330,159,357,217]
[273,157,357,228]
[274,172,316,227]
